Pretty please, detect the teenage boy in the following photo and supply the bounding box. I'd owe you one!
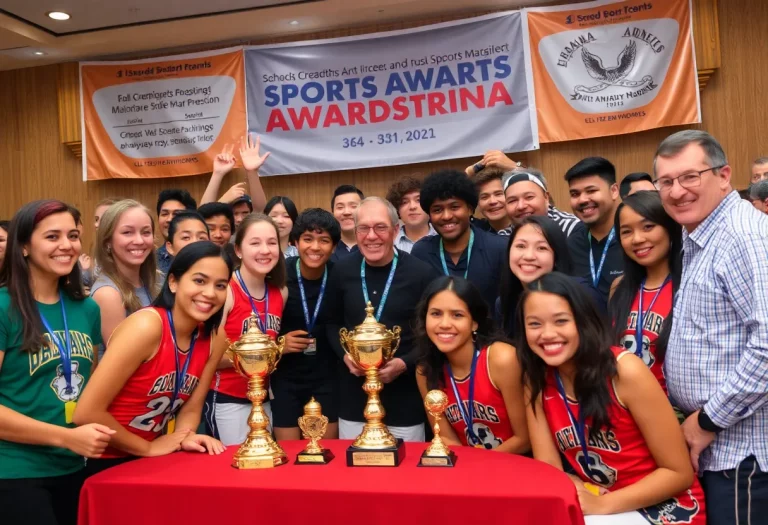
[330,184,364,263]
[156,189,196,273]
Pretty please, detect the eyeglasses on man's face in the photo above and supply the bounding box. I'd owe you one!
[653,165,725,192]
[355,224,391,236]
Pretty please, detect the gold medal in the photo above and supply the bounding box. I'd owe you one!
[65,401,77,424]
[166,417,176,434]
[474,443,485,449]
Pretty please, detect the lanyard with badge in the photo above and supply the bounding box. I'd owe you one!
[439,229,474,278]
[164,309,198,434]
[553,371,598,480]
[634,277,670,357]
[360,252,398,321]
[445,348,484,447]
[39,291,77,424]
[296,259,327,355]
[235,269,269,332]
[587,228,615,288]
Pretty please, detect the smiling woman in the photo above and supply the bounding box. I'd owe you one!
[91,200,158,355]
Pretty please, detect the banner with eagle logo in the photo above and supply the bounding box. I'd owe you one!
[524,0,700,143]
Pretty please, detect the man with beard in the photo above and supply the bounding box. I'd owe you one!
[564,157,623,302]
[503,169,579,237]
[470,168,512,234]
[412,170,507,310]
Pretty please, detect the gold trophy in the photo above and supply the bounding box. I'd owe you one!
[227,314,288,469]
[418,390,457,467]
[339,302,403,466]
[295,397,334,464]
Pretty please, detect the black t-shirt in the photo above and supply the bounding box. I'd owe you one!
[324,249,439,427]
[275,257,336,383]
[566,222,624,303]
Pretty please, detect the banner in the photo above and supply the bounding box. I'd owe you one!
[80,48,246,180]
[524,0,700,143]
[245,13,537,176]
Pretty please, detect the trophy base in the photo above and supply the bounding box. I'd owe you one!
[418,449,457,467]
[346,439,405,467]
[295,449,335,465]
[232,453,289,469]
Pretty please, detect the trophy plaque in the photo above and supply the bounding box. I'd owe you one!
[418,389,457,467]
[339,302,404,467]
[296,397,334,464]
[228,315,288,469]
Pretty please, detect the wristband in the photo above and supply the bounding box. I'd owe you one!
[473,162,485,173]
[698,408,723,433]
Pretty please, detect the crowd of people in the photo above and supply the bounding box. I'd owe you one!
[0,129,766,525]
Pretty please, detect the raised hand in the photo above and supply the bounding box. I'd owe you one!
[239,133,271,172]
[213,143,236,175]
[219,182,247,204]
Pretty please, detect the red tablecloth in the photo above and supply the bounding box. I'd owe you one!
[79,440,584,525]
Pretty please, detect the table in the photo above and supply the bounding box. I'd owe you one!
[79,440,585,525]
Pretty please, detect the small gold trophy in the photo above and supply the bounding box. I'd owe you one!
[296,397,334,464]
[419,390,457,467]
[228,314,288,469]
[339,302,404,466]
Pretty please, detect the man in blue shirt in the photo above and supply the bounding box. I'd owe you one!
[411,169,507,310]
[656,130,768,525]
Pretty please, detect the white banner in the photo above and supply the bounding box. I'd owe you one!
[245,12,538,176]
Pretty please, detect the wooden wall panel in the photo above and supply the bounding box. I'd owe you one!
[0,0,759,254]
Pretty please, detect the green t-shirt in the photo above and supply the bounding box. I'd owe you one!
[0,287,102,479]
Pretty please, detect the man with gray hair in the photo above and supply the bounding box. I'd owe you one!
[751,156,768,184]
[324,196,438,442]
[654,129,768,524]
[749,180,768,213]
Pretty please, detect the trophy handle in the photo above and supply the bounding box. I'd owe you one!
[389,326,402,358]
[339,328,351,355]
[275,335,286,365]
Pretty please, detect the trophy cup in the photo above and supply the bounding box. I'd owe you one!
[418,390,457,467]
[228,314,288,469]
[296,397,334,464]
[339,302,403,466]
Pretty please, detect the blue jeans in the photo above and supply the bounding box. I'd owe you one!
[702,456,768,525]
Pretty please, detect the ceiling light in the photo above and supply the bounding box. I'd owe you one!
[289,20,299,25]
[47,11,71,21]
[34,51,46,56]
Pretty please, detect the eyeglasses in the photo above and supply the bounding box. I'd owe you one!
[355,224,391,236]
[653,165,725,192]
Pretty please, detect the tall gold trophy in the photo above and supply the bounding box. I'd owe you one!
[339,302,404,466]
[418,390,457,467]
[228,314,288,469]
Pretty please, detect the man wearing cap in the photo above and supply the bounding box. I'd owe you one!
[503,168,579,237]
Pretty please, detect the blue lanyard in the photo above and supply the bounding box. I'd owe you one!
[166,309,198,416]
[440,229,474,278]
[635,277,670,356]
[553,371,594,478]
[39,291,73,392]
[360,252,398,321]
[446,349,481,446]
[235,270,269,332]
[588,228,615,288]
[296,259,327,335]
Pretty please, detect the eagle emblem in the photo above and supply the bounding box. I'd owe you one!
[573,40,653,97]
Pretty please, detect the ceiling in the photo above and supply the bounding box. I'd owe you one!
[0,0,556,71]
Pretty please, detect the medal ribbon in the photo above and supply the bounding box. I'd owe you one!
[39,291,73,392]
[553,371,595,478]
[440,229,475,278]
[634,277,670,357]
[296,258,327,335]
[235,269,269,332]
[446,348,482,446]
[588,228,615,288]
[360,252,398,321]
[166,309,198,417]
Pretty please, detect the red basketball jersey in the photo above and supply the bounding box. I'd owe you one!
[541,347,705,523]
[442,346,513,449]
[210,278,283,399]
[619,280,673,393]
[104,307,210,458]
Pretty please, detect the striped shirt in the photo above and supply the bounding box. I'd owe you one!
[665,191,768,472]
[498,205,579,237]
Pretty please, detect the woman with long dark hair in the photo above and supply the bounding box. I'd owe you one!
[74,242,231,475]
[517,272,704,521]
[609,191,681,392]
[265,196,299,257]
[0,200,113,525]
[415,276,528,452]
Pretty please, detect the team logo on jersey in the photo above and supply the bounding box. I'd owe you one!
[240,313,281,335]
[639,489,700,524]
[575,450,618,487]
[467,423,502,450]
[620,333,656,367]
[50,361,85,401]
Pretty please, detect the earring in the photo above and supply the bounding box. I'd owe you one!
[22,250,28,257]
[472,330,477,343]
[106,245,111,254]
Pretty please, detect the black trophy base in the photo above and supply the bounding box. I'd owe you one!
[295,449,335,465]
[418,449,458,467]
[346,439,405,467]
